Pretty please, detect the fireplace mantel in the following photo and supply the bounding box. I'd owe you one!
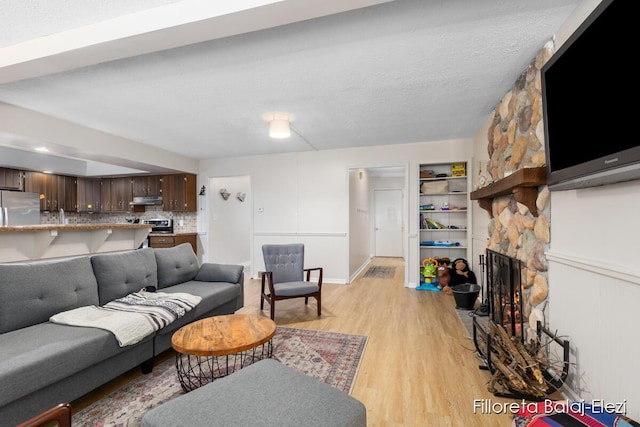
[470,166,547,217]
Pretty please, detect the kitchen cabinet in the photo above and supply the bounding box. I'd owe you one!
[44,174,64,211]
[24,171,66,211]
[0,167,23,190]
[24,171,46,211]
[76,177,101,212]
[63,176,77,212]
[149,233,197,254]
[418,162,470,276]
[101,177,132,212]
[132,175,162,197]
[161,174,196,212]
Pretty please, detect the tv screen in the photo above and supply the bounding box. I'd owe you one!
[542,0,637,191]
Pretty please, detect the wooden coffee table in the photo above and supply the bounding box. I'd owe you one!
[171,314,277,392]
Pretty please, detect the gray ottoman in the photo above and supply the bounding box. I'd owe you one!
[141,359,367,427]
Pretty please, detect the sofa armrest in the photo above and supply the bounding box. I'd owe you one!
[195,263,244,310]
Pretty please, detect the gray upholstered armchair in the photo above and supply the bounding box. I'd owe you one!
[260,244,323,320]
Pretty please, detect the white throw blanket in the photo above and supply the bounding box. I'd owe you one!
[50,291,202,347]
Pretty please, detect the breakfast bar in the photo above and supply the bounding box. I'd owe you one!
[0,223,152,263]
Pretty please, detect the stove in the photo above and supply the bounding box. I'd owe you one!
[143,218,173,234]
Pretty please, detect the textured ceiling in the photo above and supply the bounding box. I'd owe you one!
[0,0,183,48]
[0,0,581,175]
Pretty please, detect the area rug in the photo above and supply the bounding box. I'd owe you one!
[363,265,395,279]
[72,327,368,427]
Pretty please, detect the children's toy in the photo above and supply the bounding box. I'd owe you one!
[450,258,478,287]
[437,265,453,293]
[420,258,438,283]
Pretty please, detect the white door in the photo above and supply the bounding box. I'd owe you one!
[374,189,403,257]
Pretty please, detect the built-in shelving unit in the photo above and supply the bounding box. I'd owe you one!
[418,162,470,268]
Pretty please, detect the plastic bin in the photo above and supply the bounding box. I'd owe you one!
[452,283,480,310]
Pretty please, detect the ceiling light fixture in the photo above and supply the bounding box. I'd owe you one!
[269,114,291,139]
[35,146,49,152]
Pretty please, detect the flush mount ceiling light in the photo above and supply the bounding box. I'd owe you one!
[269,114,291,139]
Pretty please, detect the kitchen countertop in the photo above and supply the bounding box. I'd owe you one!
[0,223,153,232]
[0,223,153,263]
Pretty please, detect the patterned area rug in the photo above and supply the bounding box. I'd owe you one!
[363,266,396,279]
[72,327,368,427]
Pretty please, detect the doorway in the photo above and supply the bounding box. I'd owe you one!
[373,188,403,257]
[348,165,407,282]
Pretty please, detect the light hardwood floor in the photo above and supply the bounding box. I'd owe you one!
[73,257,516,426]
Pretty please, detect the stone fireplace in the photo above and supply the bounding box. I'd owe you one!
[469,40,571,399]
[471,41,555,343]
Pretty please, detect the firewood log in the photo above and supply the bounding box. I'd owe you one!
[514,339,543,384]
[492,357,528,390]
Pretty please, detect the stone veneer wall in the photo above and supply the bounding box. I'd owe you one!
[480,40,555,335]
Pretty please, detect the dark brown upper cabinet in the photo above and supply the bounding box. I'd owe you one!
[161,174,196,212]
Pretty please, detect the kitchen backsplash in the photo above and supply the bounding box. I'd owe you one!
[40,205,198,233]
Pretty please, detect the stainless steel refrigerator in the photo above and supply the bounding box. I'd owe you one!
[0,191,41,226]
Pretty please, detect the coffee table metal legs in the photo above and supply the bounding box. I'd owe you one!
[175,341,273,392]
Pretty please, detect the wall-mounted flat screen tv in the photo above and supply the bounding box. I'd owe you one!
[541,0,636,191]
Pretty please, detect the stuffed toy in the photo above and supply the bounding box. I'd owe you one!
[436,257,451,268]
[436,265,453,294]
[449,258,477,287]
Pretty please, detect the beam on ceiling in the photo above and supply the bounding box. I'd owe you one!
[0,0,392,84]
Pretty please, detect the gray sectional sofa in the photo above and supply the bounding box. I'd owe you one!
[0,243,244,426]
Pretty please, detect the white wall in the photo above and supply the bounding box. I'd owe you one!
[546,181,640,416]
[199,138,472,285]
[208,175,252,268]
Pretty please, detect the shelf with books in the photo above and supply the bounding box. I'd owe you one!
[418,162,470,267]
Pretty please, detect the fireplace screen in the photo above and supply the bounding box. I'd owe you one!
[487,249,524,340]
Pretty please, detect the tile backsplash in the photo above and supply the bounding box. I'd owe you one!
[40,206,197,233]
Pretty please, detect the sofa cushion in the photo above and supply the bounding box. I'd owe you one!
[0,257,99,334]
[154,244,199,289]
[0,322,143,408]
[91,248,158,305]
[154,280,242,335]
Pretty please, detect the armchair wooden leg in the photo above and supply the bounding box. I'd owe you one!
[260,294,264,310]
[304,297,309,305]
[270,302,275,320]
[317,295,321,316]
